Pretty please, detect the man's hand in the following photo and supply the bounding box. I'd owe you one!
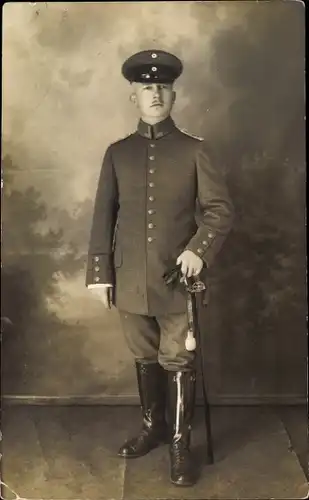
[176,250,203,278]
[89,286,113,309]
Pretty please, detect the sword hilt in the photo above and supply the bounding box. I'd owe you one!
[184,275,207,293]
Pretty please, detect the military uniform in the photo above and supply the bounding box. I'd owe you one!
[86,116,233,314]
[86,50,234,486]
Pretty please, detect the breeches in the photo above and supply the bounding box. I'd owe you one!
[118,311,195,371]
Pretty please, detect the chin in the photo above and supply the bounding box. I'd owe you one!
[149,109,169,119]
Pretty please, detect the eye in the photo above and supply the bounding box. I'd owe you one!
[143,85,152,90]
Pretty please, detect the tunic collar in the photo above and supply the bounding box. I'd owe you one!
[137,116,176,139]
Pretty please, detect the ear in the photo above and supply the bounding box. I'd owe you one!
[130,92,137,104]
[172,90,176,104]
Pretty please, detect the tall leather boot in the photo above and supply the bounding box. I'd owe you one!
[118,361,167,458]
[167,370,196,486]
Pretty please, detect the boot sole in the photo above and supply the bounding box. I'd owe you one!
[170,478,195,487]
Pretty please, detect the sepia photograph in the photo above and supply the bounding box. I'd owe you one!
[1,1,307,499]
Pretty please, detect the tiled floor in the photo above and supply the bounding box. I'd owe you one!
[1,405,308,499]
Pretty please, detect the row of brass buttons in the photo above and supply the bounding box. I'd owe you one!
[147,144,156,243]
[94,256,100,282]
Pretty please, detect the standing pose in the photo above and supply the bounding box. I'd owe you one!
[86,49,234,486]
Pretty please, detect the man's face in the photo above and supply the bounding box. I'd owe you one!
[131,82,175,122]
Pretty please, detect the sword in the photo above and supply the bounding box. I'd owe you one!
[163,265,214,464]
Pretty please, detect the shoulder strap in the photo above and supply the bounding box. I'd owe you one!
[179,128,204,141]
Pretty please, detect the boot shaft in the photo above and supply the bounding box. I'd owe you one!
[117,362,168,459]
[167,370,196,446]
[135,361,167,430]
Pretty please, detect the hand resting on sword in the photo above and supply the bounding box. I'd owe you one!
[89,250,203,309]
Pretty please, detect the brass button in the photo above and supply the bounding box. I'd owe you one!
[149,156,155,160]
[94,256,99,262]
[149,168,155,174]
[148,209,155,215]
[94,266,100,271]
[150,143,155,148]
[148,237,153,242]
[149,196,155,201]
[208,232,214,238]
[202,241,208,246]
[149,182,155,188]
[148,223,154,229]
[151,53,157,59]
[94,277,100,282]
[197,248,203,254]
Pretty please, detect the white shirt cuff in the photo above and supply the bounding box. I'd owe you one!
[87,284,113,288]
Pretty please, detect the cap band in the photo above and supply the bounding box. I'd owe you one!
[125,64,179,83]
[122,50,183,83]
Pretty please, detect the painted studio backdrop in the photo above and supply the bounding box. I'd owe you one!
[2,1,306,402]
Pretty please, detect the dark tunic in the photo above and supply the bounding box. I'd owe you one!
[86,116,234,315]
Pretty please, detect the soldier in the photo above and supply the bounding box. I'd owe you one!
[86,49,234,487]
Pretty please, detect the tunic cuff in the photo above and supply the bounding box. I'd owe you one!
[185,229,216,263]
[85,254,115,286]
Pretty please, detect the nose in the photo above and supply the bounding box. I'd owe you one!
[153,84,162,98]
